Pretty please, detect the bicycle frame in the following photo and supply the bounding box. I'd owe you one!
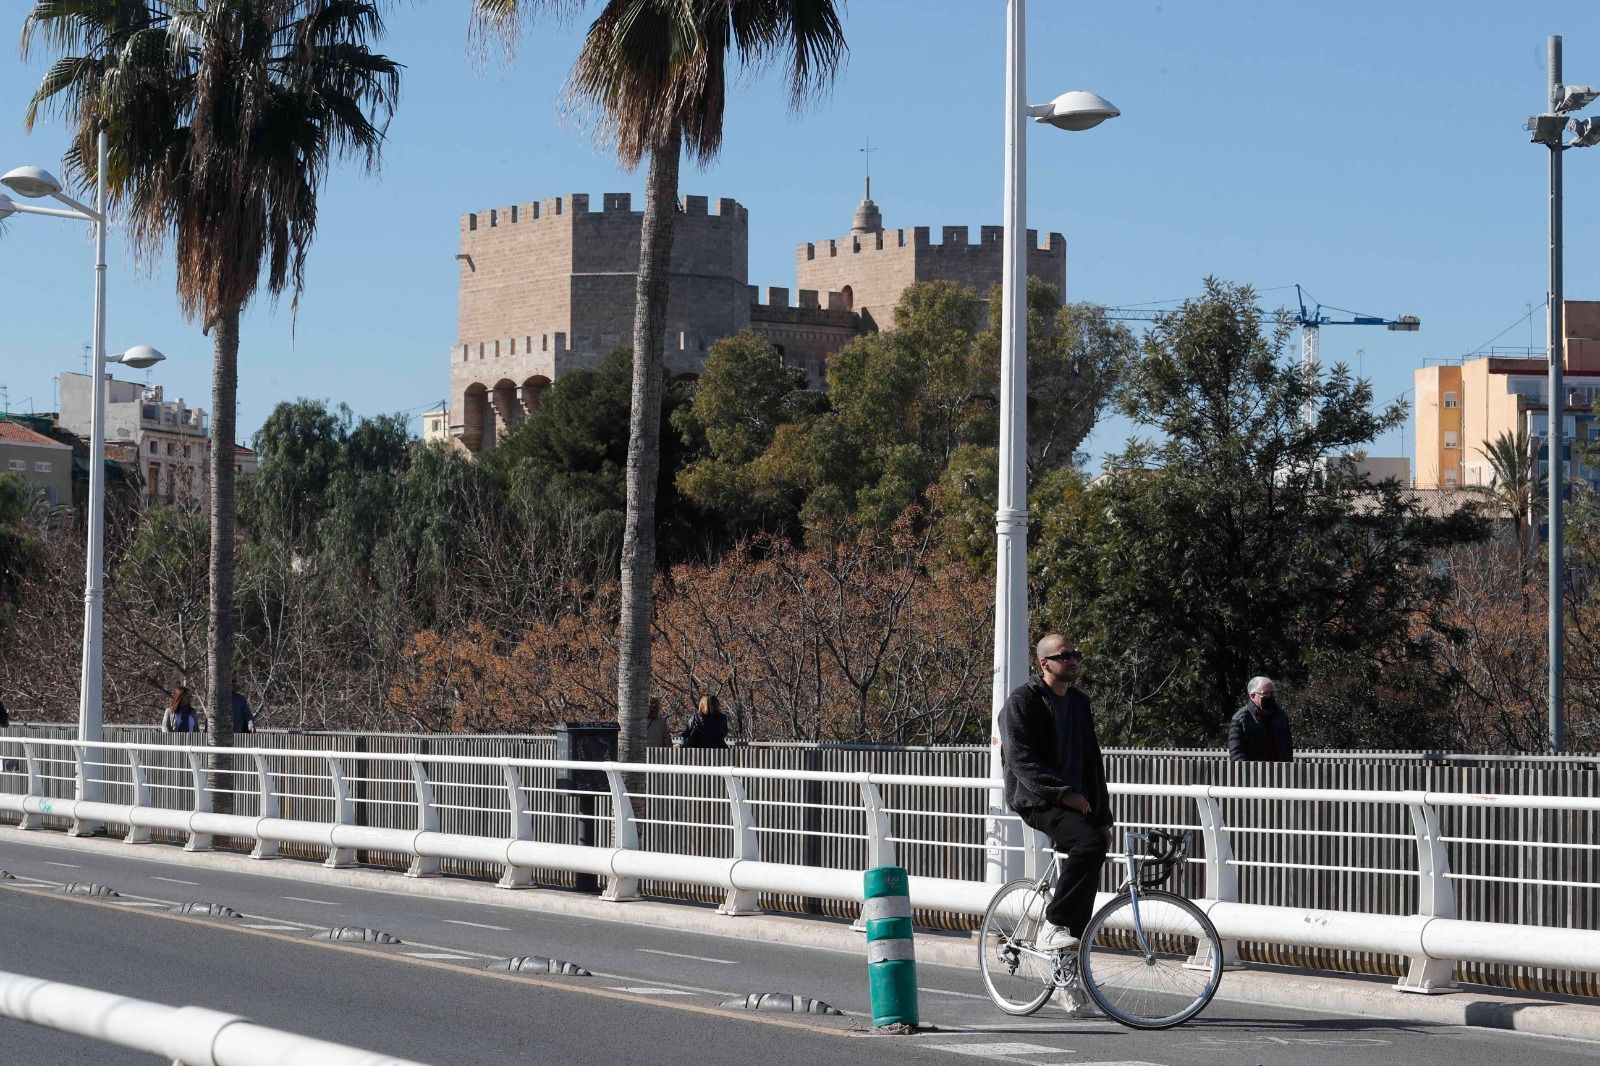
[1007,828,1174,968]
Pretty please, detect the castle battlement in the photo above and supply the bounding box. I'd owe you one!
[801,225,1064,260]
[747,285,856,318]
[464,192,747,232]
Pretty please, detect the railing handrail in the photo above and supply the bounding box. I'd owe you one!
[0,968,432,1065]
[10,735,1600,811]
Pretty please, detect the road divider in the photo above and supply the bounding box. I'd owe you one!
[864,865,919,1029]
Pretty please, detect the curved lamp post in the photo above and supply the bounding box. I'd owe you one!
[4,133,167,826]
[987,1,1120,884]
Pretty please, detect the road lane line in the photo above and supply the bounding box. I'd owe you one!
[919,986,988,999]
[404,952,475,960]
[281,895,339,906]
[441,919,512,931]
[609,986,697,996]
[242,924,303,931]
[114,901,167,908]
[637,948,738,965]
[42,862,80,868]
[151,876,200,886]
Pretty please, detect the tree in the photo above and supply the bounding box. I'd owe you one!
[1474,428,1542,588]
[471,0,847,763]
[23,0,400,771]
[23,0,401,785]
[1034,279,1488,747]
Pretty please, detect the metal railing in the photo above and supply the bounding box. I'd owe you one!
[2,732,1598,999]
[0,968,431,1065]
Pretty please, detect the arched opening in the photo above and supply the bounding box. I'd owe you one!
[840,284,854,311]
[490,378,521,446]
[520,375,552,417]
[462,383,488,452]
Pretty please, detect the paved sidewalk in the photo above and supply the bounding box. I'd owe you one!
[3,822,1597,1042]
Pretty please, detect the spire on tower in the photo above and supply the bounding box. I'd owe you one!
[853,137,883,236]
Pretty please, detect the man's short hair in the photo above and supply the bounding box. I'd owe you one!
[1247,676,1275,696]
[1035,633,1069,659]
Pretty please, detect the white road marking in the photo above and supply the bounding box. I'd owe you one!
[151,876,199,886]
[114,901,167,907]
[242,924,302,931]
[637,948,738,965]
[281,896,339,906]
[609,987,697,996]
[42,862,80,868]
[929,1043,1070,1058]
[404,952,475,960]
[918,986,988,1000]
[441,919,512,931]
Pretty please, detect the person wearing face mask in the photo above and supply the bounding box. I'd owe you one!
[1228,676,1294,762]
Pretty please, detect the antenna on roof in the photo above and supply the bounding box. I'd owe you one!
[860,136,876,201]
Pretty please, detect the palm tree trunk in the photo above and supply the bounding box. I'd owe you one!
[616,125,682,765]
[207,305,240,814]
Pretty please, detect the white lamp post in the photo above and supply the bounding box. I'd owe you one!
[3,128,166,825]
[987,0,1119,883]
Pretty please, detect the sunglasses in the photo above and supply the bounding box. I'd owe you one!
[1044,651,1083,663]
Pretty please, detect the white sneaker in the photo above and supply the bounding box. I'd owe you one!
[1036,923,1079,952]
[1055,985,1103,1018]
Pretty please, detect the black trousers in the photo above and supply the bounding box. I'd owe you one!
[1020,806,1108,938]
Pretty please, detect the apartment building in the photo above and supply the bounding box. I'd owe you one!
[0,419,72,506]
[1414,301,1600,490]
[59,372,211,509]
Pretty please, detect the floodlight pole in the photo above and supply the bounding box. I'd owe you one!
[1546,35,1566,754]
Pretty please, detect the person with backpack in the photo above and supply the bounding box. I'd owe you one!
[161,686,204,734]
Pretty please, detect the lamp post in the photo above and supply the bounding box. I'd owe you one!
[987,0,1119,883]
[3,128,166,822]
[1526,35,1598,755]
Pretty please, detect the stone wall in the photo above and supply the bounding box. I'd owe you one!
[748,286,861,388]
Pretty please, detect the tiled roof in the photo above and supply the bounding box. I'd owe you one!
[0,420,71,449]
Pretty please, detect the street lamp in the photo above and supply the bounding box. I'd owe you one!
[988,0,1119,883]
[1526,36,1598,755]
[4,129,167,824]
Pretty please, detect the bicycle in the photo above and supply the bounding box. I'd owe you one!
[978,828,1224,1029]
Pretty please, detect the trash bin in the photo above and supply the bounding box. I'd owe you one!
[554,722,619,892]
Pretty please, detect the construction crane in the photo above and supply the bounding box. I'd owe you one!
[1103,287,1421,423]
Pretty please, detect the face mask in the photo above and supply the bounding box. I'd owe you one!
[1260,697,1279,714]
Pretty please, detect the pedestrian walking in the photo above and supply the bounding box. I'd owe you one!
[162,686,204,734]
[644,697,672,748]
[1227,676,1294,762]
[0,696,9,729]
[999,632,1113,1018]
[680,694,729,749]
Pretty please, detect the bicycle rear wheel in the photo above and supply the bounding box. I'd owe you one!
[1078,889,1222,1030]
[978,878,1057,1016]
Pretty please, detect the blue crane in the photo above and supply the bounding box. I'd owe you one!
[1103,286,1420,423]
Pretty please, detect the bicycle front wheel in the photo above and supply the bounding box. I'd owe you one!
[1078,889,1222,1030]
[978,878,1057,1016]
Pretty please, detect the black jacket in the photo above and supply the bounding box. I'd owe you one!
[999,678,1112,828]
[681,711,729,749]
[1227,703,1294,762]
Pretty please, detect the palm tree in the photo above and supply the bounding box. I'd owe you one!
[1476,427,1544,589]
[23,1,400,791]
[472,0,846,761]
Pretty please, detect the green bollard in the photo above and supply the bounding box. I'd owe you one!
[863,865,919,1028]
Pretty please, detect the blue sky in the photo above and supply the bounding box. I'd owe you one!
[2,1,1597,469]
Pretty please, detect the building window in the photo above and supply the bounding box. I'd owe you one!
[1444,392,1458,409]
[149,440,158,454]
[1444,469,1458,487]
[1443,431,1459,449]
[6,459,24,471]
[148,465,160,495]
[184,445,192,458]
[34,461,51,473]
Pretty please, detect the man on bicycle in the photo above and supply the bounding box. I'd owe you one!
[999,633,1113,956]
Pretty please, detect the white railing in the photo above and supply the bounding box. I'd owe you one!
[2,736,1598,996]
[0,968,432,1065]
